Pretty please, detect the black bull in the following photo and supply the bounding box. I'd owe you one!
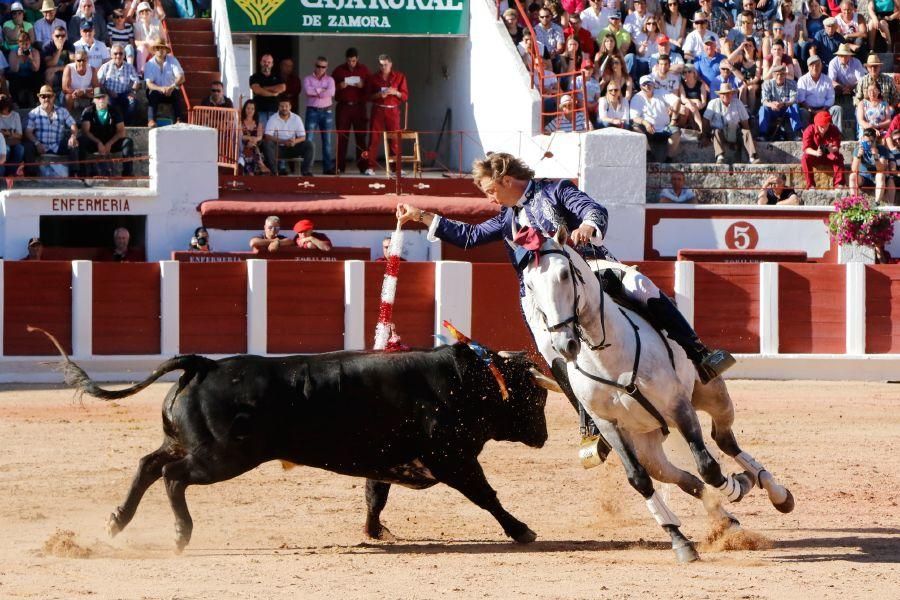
[44,331,549,550]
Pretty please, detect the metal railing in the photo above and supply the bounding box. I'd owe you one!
[190,105,241,173]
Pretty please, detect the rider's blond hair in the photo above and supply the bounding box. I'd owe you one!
[471,152,535,187]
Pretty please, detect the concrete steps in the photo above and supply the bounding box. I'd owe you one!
[167,18,219,108]
[666,135,861,165]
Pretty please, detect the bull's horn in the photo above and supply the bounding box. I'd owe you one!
[498,350,527,358]
[529,368,563,393]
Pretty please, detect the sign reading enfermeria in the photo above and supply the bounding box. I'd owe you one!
[227,0,469,35]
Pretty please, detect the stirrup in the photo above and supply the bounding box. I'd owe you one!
[697,349,736,384]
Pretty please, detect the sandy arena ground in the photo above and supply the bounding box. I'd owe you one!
[0,379,898,599]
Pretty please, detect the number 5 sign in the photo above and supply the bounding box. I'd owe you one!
[724,221,759,250]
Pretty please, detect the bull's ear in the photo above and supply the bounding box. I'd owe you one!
[553,225,569,246]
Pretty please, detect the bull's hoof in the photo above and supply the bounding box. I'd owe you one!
[674,542,700,563]
[174,524,192,554]
[512,528,537,544]
[106,513,122,538]
[364,522,396,542]
[773,489,795,514]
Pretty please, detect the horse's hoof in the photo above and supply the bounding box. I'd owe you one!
[773,489,795,514]
[674,542,700,563]
[513,528,537,544]
[106,513,121,538]
[734,472,754,502]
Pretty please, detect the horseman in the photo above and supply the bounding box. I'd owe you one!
[395,152,735,395]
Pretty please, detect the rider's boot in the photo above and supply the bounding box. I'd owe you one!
[644,293,736,384]
[550,358,611,463]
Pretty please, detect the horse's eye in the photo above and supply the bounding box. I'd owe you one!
[560,270,569,281]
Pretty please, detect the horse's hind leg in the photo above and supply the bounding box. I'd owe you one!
[108,444,180,538]
[692,380,795,513]
[594,420,699,563]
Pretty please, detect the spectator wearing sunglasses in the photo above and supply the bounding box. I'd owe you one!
[73,21,108,70]
[97,42,139,123]
[42,25,73,92]
[106,9,134,65]
[304,56,336,174]
[62,48,97,114]
[200,80,233,108]
[35,0,66,46]
[24,84,80,177]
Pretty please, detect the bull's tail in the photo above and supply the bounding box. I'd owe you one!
[28,325,214,401]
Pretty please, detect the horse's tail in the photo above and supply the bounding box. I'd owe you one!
[27,325,215,401]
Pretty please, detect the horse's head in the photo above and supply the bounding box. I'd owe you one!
[519,226,583,362]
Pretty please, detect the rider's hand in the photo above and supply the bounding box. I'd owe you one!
[396,203,422,225]
[570,223,596,246]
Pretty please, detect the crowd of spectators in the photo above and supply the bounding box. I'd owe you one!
[507,0,900,199]
[245,48,409,176]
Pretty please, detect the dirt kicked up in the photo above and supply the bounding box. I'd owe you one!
[0,380,898,599]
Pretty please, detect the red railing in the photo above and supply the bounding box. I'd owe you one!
[190,105,241,173]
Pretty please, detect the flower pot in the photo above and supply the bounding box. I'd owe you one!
[838,243,876,264]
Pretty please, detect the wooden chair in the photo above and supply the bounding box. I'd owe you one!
[382,102,421,177]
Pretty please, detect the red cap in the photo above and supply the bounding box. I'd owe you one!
[581,58,594,68]
[658,34,670,44]
[292,219,315,233]
[813,111,832,127]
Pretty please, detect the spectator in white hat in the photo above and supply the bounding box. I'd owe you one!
[133,1,164,74]
[702,82,760,164]
[544,94,590,133]
[828,43,865,100]
[2,3,33,52]
[631,74,681,161]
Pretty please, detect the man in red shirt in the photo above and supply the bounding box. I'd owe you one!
[364,54,408,176]
[279,57,303,113]
[332,47,370,175]
[801,111,845,188]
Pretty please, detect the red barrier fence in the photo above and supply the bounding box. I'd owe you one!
[93,263,161,355]
[363,261,435,349]
[865,265,900,353]
[778,264,845,354]
[267,262,345,353]
[3,261,72,355]
[179,262,247,354]
[694,263,760,353]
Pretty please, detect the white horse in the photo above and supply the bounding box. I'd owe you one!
[522,229,794,562]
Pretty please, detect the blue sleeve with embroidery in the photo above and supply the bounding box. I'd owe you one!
[434,211,507,248]
[552,180,609,237]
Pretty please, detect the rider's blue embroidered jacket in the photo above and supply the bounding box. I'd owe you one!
[430,179,610,294]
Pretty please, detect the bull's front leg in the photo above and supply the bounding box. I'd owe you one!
[427,457,536,544]
[363,479,395,541]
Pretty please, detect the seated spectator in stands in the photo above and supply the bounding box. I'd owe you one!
[856,81,893,138]
[835,1,870,59]
[798,55,841,129]
[703,82,760,164]
[579,0,606,38]
[762,40,800,81]
[376,235,407,261]
[659,170,696,203]
[865,0,895,52]
[249,215,293,252]
[723,10,762,56]
[78,87,134,176]
[62,49,97,114]
[545,93,590,133]
[650,54,681,105]
[597,84,631,128]
[250,53,284,125]
[518,28,548,68]
[727,37,762,112]
[0,95,23,175]
[106,227,143,261]
[502,8,524,45]
[35,0,66,46]
[631,13,662,80]
[262,96,313,176]
[758,173,801,204]
[143,40,186,127]
[598,49,633,100]
[708,59,738,99]
[293,219,332,251]
[200,80,233,108]
[239,100,268,175]
[73,21,108,70]
[695,33,725,87]
[850,127,892,203]
[97,43,139,124]
[565,11,596,57]
[535,6,565,69]
[805,0,828,38]
[853,54,896,107]
[631,74,681,161]
[699,0,733,39]
[189,226,210,251]
[7,31,41,108]
[3,3,32,53]
[806,17,845,68]
[761,18,791,61]
[574,59,602,124]
[676,63,708,131]
[68,0,105,45]
[828,43,865,99]
[801,110,844,188]
[279,58,302,112]
[43,25,73,93]
[560,36,584,87]
[649,35,685,73]
[22,236,42,260]
[624,0,650,39]
[683,12,716,60]
[106,9,134,65]
[741,0,768,37]
[759,65,801,140]
[661,1,687,49]
[133,1,164,75]
[598,12,633,73]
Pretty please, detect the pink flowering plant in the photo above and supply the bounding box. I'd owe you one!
[827,196,898,247]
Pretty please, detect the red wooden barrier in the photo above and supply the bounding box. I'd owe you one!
[865,265,900,353]
[778,264,845,353]
[267,262,345,353]
[633,261,675,298]
[364,262,434,349]
[678,249,808,263]
[179,263,247,354]
[470,264,536,356]
[694,263,760,353]
[93,263,161,355]
[3,261,72,355]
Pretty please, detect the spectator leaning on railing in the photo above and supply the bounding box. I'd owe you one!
[249,216,293,253]
[304,55,336,175]
[758,173,801,205]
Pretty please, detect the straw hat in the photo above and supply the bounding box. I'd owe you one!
[835,44,855,57]
[865,54,883,66]
[40,0,56,12]
[717,82,737,95]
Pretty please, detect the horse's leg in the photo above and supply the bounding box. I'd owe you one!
[692,380,795,513]
[670,397,754,505]
[627,429,741,529]
[594,419,699,563]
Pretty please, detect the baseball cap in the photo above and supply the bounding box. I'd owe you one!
[639,74,653,86]
[608,10,621,19]
[703,32,717,44]
[80,21,94,30]
[10,2,24,12]
[292,219,315,233]
[658,34,670,44]
[807,55,821,66]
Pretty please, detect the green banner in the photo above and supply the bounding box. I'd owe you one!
[227,0,469,35]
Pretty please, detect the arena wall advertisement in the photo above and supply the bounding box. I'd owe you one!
[226,0,469,35]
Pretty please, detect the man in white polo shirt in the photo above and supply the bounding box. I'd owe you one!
[631,74,681,162]
[262,95,314,176]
